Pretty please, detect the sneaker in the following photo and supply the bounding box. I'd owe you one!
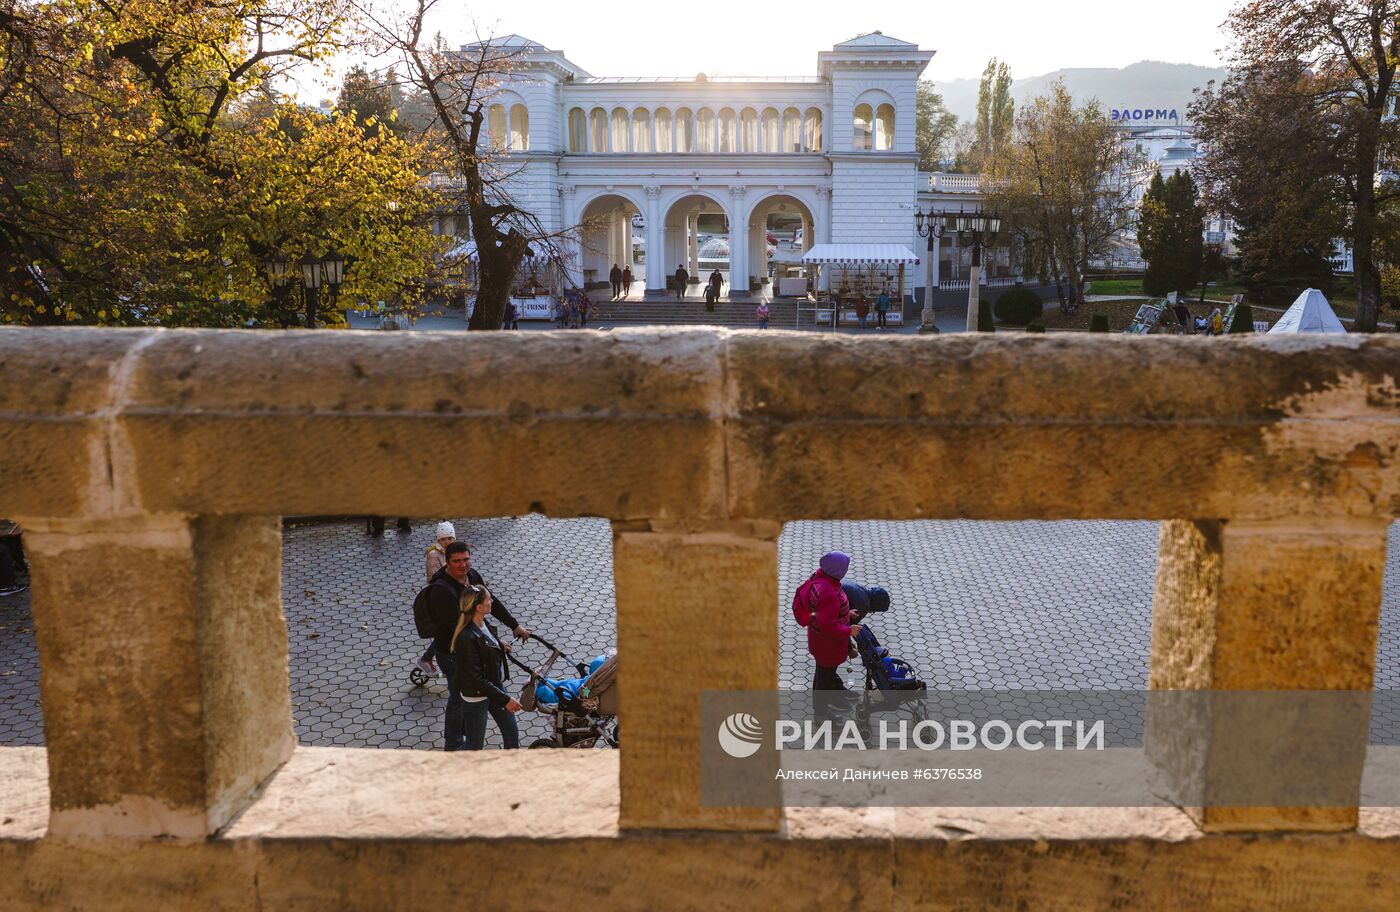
[0,584,27,597]
[417,658,437,677]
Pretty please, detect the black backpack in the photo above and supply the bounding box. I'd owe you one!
[412,581,446,639]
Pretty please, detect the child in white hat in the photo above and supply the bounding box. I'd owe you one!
[417,521,458,678]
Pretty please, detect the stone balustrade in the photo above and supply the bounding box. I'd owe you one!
[3,327,1400,909]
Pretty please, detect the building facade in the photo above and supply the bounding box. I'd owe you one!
[476,32,941,296]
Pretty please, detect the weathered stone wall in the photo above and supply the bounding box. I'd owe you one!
[2,327,1398,909]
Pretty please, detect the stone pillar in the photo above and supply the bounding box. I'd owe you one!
[560,185,583,290]
[1149,518,1389,832]
[26,515,292,839]
[931,229,942,288]
[687,213,699,278]
[643,185,665,296]
[727,185,748,298]
[613,521,781,832]
[750,216,767,288]
[816,186,832,291]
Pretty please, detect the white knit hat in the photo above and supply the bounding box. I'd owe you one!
[435,521,456,541]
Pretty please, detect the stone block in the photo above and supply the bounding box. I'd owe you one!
[613,522,781,831]
[725,333,1400,521]
[25,515,292,838]
[117,328,727,520]
[1149,518,1390,832]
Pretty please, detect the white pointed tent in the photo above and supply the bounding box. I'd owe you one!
[1267,288,1348,334]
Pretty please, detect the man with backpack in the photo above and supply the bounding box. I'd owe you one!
[791,551,862,694]
[417,541,531,751]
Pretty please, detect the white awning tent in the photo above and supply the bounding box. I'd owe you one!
[802,244,920,265]
[445,239,540,261]
[1267,288,1348,334]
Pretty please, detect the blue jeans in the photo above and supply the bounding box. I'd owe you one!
[463,699,520,750]
[437,652,466,751]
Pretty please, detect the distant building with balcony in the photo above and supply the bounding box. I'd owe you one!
[473,31,940,295]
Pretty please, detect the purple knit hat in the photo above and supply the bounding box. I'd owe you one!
[819,551,851,580]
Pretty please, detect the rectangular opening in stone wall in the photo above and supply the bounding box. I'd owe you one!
[281,515,616,751]
[0,533,41,747]
[777,520,1163,692]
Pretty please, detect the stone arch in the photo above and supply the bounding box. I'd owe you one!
[589,107,608,152]
[760,107,780,153]
[744,191,819,290]
[662,190,732,291]
[631,106,652,153]
[853,89,896,152]
[576,191,647,292]
[567,107,587,153]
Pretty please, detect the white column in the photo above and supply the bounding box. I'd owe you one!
[644,185,665,296]
[560,186,583,290]
[932,229,942,288]
[750,213,767,287]
[687,213,699,277]
[815,186,832,291]
[727,185,748,298]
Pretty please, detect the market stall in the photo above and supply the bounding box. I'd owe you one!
[799,244,920,328]
[447,239,558,321]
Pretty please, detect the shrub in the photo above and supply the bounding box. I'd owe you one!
[993,287,1044,325]
[1228,303,1255,333]
[1024,322,1046,333]
[977,300,995,332]
[1089,313,1110,333]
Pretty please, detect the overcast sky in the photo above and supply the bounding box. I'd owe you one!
[421,0,1238,84]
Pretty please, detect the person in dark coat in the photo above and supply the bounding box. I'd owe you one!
[448,584,522,750]
[610,263,623,299]
[622,266,633,296]
[675,265,690,297]
[426,542,530,751]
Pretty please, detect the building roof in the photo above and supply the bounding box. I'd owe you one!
[834,31,919,49]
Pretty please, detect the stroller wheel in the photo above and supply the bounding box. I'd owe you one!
[408,667,428,687]
[529,738,560,749]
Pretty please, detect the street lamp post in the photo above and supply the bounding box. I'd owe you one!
[914,207,944,334]
[294,250,346,329]
[954,210,1001,332]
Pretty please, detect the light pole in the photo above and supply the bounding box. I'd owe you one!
[952,210,1001,331]
[295,250,346,329]
[914,207,945,334]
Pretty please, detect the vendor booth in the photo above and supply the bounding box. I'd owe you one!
[447,239,558,321]
[799,244,920,328]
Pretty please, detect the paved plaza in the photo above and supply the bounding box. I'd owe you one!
[4,518,1400,749]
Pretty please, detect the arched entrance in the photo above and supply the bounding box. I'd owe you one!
[663,193,729,297]
[747,194,816,297]
[578,193,644,298]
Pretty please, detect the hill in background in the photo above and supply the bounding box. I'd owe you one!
[936,61,1228,123]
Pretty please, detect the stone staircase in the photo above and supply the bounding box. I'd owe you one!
[589,296,801,327]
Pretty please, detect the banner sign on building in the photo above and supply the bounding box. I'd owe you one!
[1111,108,1180,122]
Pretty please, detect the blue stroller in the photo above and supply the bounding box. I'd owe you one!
[843,582,928,726]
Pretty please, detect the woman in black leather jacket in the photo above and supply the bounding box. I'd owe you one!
[449,584,523,750]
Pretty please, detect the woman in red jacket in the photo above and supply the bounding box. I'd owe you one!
[792,551,862,691]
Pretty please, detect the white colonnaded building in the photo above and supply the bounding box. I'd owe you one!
[466,31,1008,305]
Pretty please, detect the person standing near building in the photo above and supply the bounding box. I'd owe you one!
[875,289,890,329]
[622,265,633,297]
[708,269,724,301]
[855,296,870,329]
[756,301,770,330]
[426,542,530,751]
[609,263,623,300]
[675,264,690,297]
[578,291,591,327]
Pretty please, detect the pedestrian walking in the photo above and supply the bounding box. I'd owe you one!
[503,300,518,330]
[704,280,717,311]
[426,542,530,751]
[708,269,724,299]
[675,265,690,297]
[791,551,861,696]
[875,289,890,329]
[449,584,522,750]
[756,301,770,330]
[578,291,591,327]
[609,263,623,300]
[622,266,633,297]
[855,296,870,329]
[416,521,458,679]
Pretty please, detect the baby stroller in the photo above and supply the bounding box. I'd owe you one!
[842,583,928,726]
[506,635,619,749]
